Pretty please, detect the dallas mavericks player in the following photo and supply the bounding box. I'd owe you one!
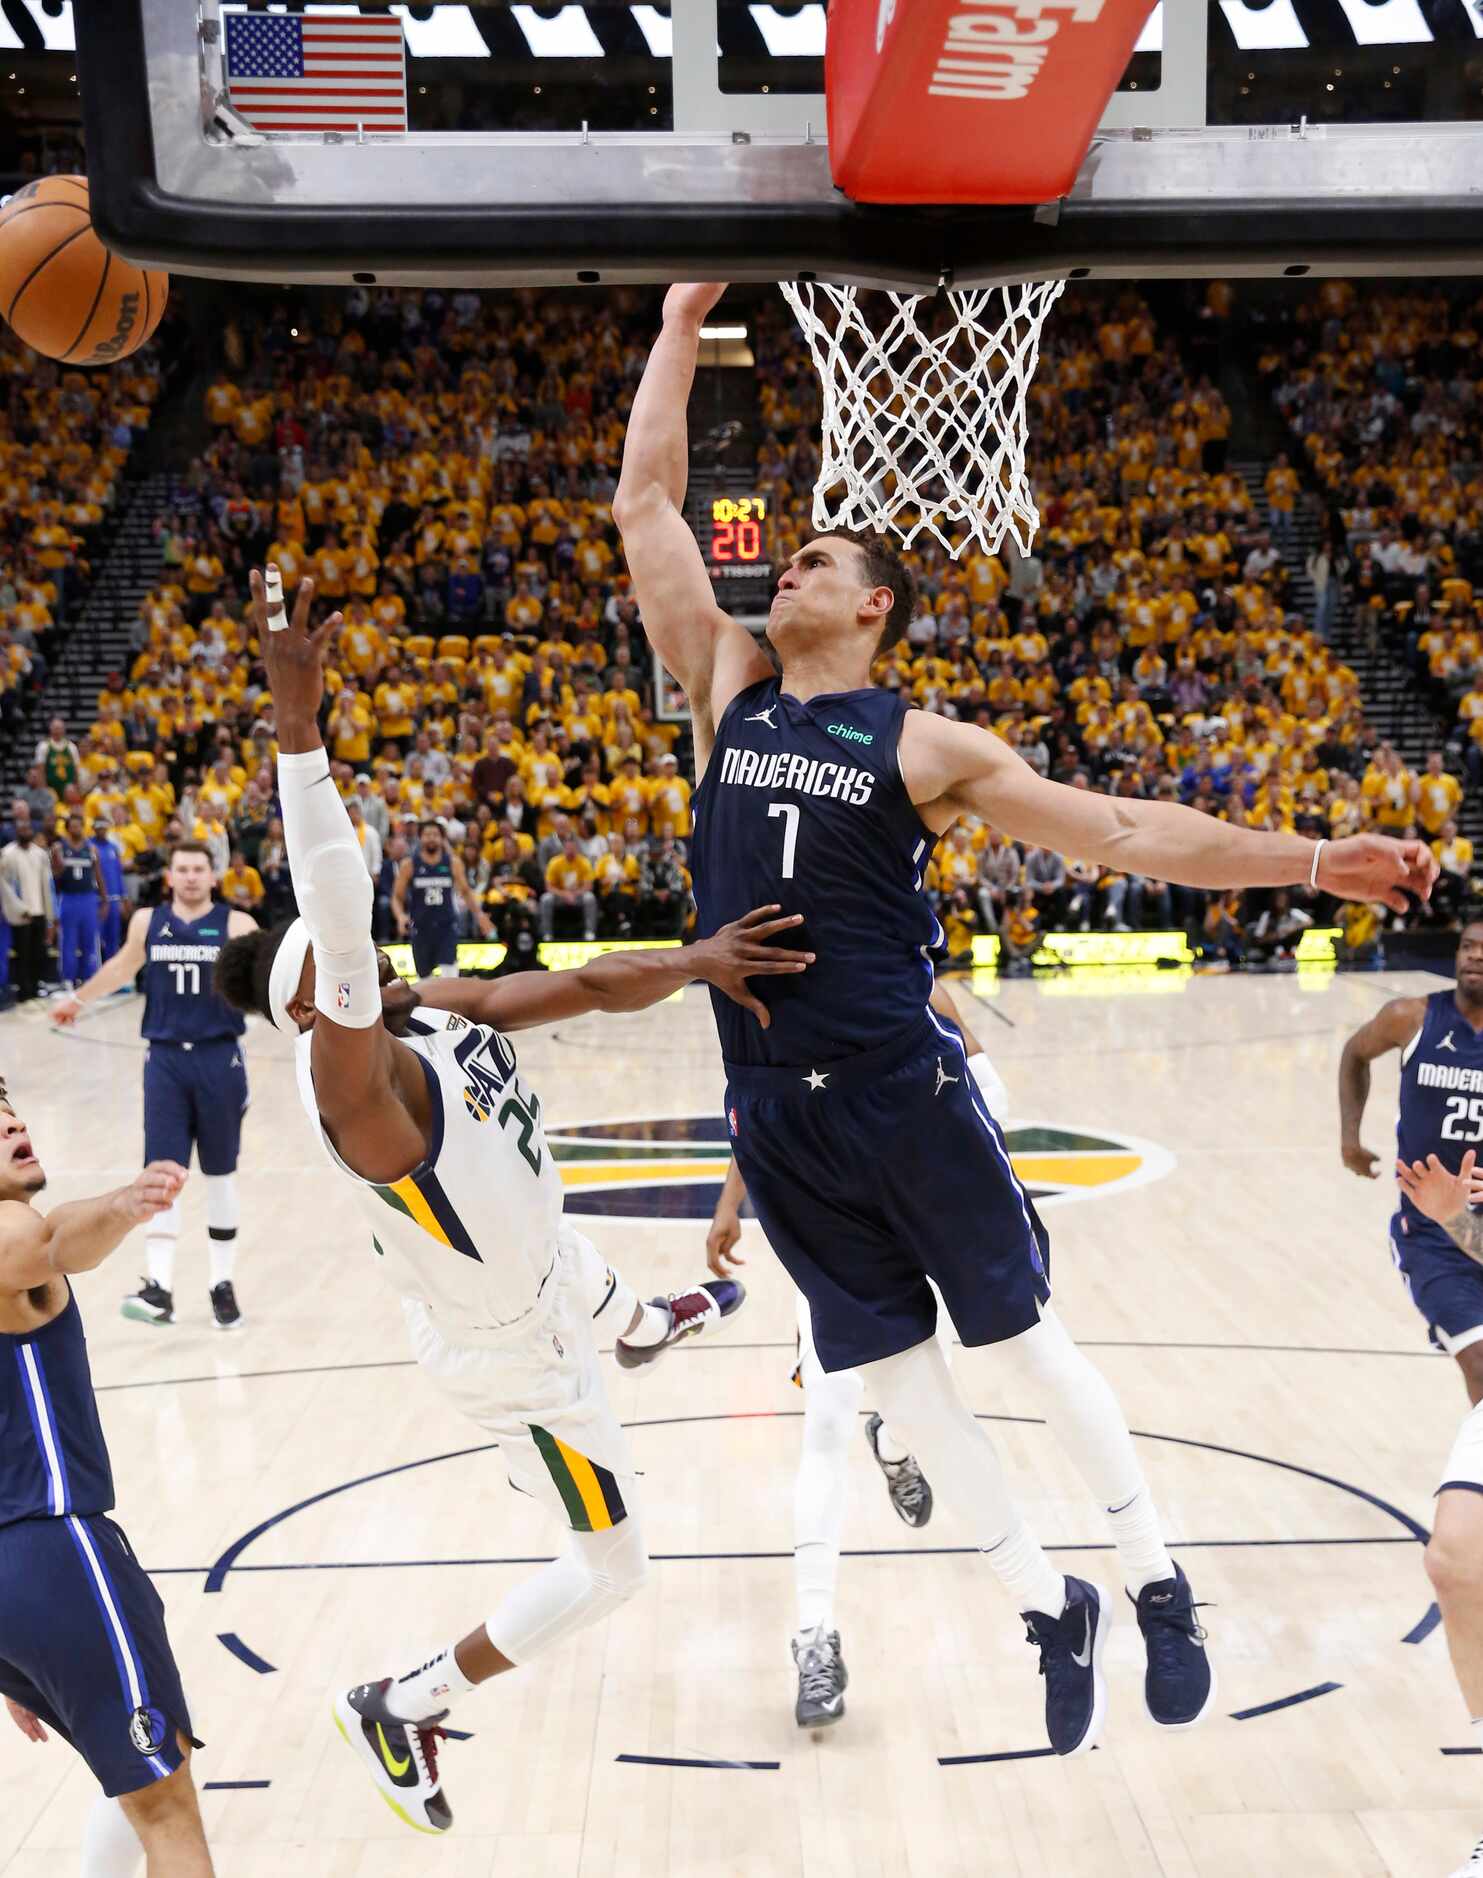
[214,567,797,1834]
[90,819,128,961]
[52,809,105,989]
[392,820,490,977]
[616,280,1435,1756]
[0,1077,213,1875]
[53,842,257,1331]
[1341,920,1483,1878]
[707,978,1003,1729]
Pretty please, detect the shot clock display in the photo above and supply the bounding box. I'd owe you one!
[705,491,773,592]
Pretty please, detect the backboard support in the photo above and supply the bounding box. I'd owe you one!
[77,0,1483,291]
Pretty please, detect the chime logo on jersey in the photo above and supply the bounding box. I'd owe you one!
[546,1115,1173,1221]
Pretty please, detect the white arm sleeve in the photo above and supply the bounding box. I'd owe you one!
[278,747,381,1029]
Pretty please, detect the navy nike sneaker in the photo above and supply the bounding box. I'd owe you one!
[1022,1576,1108,1757]
[1131,1564,1214,1727]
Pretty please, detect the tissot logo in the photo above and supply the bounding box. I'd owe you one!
[548,1116,1173,1222]
[826,722,874,746]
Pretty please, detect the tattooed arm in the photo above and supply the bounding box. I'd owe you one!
[1396,1149,1483,1265]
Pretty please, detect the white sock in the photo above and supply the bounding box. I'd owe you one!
[620,1301,670,1348]
[794,1364,860,1632]
[967,1051,1009,1116]
[145,1201,179,1291]
[207,1230,236,1289]
[998,1308,1175,1597]
[81,1794,143,1877]
[858,1336,1065,1617]
[205,1174,239,1288]
[383,1642,475,1722]
[872,1420,910,1465]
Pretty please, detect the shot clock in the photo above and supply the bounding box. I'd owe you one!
[703,489,773,595]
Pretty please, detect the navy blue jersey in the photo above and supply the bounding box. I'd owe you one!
[90,836,125,899]
[1,1286,114,1529]
[55,841,96,897]
[408,855,456,931]
[690,677,941,1067]
[141,902,245,1044]
[1396,990,1483,1241]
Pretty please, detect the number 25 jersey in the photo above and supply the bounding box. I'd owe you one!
[293,1005,564,1338]
[690,677,942,1069]
[1395,988,1483,1249]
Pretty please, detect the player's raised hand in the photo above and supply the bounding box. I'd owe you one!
[664,282,728,327]
[689,904,814,1030]
[250,565,341,728]
[1396,1149,1478,1222]
[122,1160,188,1224]
[1319,834,1438,913]
[5,1698,47,1744]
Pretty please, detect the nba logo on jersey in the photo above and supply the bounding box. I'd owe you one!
[336,981,351,1011]
[729,1106,739,1137]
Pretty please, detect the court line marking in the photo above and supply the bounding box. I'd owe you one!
[616,1753,779,1772]
[216,1631,275,1675]
[202,1780,271,1790]
[91,1338,1444,1396]
[1230,1681,1342,1721]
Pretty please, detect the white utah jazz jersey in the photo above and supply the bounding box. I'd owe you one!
[294,1006,564,1338]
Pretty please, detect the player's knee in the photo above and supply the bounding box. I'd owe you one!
[803,1372,863,1453]
[118,1751,196,1828]
[586,1519,648,1608]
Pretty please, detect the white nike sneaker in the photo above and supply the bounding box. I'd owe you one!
[1449,1837,1483,1878]
[332,1679,451,1833]
[792,1624,848,1727]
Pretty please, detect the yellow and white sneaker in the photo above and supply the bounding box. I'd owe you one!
[332,1678,452,1833]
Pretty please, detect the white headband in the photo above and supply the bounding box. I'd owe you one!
[267,919,312,1033]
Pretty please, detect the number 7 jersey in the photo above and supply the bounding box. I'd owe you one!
[292,1006,565,1337]
[689,676,943,1068]
[1396,988,1483,1246]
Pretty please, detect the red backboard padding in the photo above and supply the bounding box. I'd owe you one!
[826,0,1157,207]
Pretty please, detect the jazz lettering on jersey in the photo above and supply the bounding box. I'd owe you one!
[717,744,875,805]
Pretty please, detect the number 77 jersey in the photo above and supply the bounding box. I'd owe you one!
[689,676,944,1069]
[292,1006,566,1334]
[1395,988,1483,1251]
[141,902,246,1042]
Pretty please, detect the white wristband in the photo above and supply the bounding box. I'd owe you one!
[1309,838,1327,890]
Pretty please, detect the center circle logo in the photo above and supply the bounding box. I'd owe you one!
[549,1115,1173,1221]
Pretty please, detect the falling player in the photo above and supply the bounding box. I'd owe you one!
[615,279,1436,1757]
[1340,920,1483,1878]
[0,1075,212,1877]
[707,978,1006,1728]
[215,567,806,1835]
[52,843,256,1331]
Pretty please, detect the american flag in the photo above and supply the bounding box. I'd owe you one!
[223,11,407,134]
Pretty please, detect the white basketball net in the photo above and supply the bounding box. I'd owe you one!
[779,278,1066,560]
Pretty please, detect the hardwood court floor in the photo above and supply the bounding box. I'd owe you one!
[0,966,1475,1878]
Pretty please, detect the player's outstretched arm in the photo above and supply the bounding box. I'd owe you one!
[613,284,772,770]
[0,1162,186,1287]
[412,905,813,1032]
[1397,1149,1483,1262]
[254,566,427,1185]
[901,713,1438,909]
[1339,996,1426,1178]
[51,907,153,1025]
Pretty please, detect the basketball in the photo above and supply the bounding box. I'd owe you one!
[0,173,166,367]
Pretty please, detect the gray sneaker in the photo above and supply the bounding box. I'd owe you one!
[792,1624,848,1728]
[864,1412,933,1527]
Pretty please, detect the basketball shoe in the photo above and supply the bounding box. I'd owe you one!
[792,1624,848,1728]
[1450,1837,1483,1877]
[332,1679,451,1834]
[1131,1564,1215,1727]
[209,1281,243,1331]
[1022,1576,1109,1757]
[863,1412,933,1527]
[121,1279,173,1326]
[614,1279,745,1368]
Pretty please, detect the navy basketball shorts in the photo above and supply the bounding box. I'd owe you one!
[412,923,458,977]
[726,1015,1051,1374]
[1391,1213,1483,1355]
[0,1513,198,1797]
[143,1038,248,1176]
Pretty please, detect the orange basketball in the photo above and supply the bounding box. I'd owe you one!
[0,174,168,367]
